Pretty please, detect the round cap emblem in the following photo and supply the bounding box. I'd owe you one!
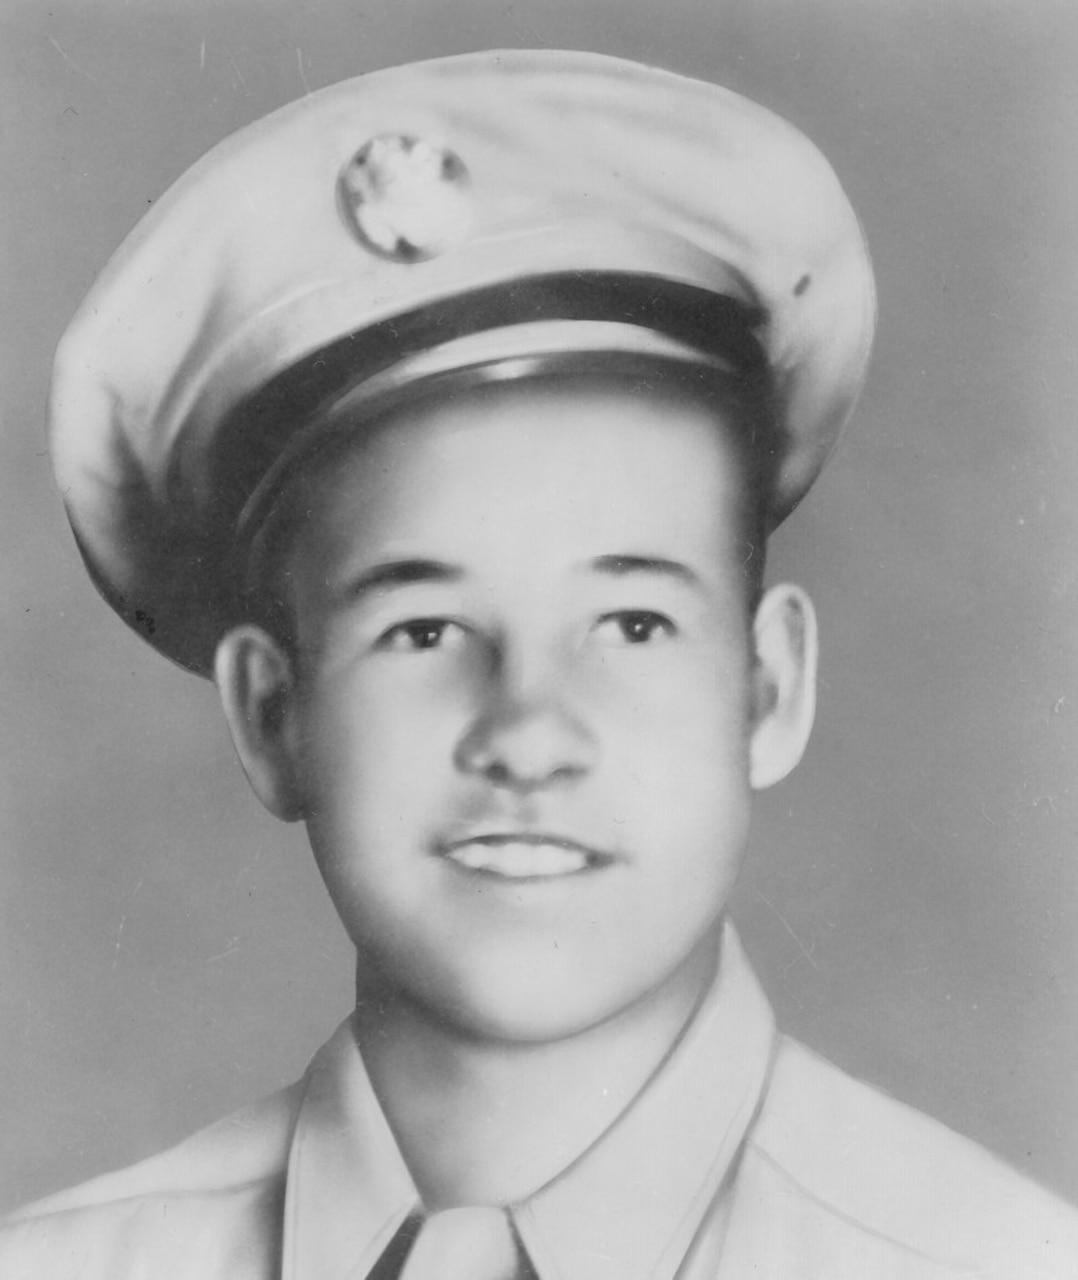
[338,134,472,262]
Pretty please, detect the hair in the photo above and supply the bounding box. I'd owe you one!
[230,352,779,661]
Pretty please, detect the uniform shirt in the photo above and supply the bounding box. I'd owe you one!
[2,925,1075,1279]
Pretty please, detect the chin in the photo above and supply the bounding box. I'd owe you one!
[439,983,629,1046]
[406,935,704,1047]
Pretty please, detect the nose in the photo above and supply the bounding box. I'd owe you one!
[454,695,597,793]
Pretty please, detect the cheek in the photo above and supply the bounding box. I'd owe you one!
[593,641,751,763]
[297,666,465,840]
[592,645,753,842]
[295,676,459,949]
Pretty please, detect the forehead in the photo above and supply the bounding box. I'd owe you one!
[285,374,753,581]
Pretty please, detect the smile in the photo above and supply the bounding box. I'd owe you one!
[436,833,616,880]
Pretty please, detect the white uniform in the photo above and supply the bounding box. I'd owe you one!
[3,926,1073,1280]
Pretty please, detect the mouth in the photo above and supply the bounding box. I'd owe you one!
[435,832,617,880]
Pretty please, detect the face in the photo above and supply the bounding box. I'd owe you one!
[280,376,759,1043]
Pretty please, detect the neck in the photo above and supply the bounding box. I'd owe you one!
[351,928,721,1209]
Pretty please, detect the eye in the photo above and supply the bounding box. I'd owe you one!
[376,618,466,653]
[592,610,676,646]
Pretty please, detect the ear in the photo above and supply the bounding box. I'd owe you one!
[214,626,306,822]
[748,584,818,790]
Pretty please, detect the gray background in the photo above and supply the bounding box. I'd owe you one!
[2,0,1076,1210]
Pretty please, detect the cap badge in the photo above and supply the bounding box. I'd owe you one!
[338,134,472,263]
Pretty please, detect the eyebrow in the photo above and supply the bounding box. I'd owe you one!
[589,554,702,588]
[342,558,463,601]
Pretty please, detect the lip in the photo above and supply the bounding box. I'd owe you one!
[434,831,618,880]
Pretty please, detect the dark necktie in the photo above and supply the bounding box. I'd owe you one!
[371,1206,524,1280]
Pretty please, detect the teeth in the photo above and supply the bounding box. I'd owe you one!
[445,841,590,878]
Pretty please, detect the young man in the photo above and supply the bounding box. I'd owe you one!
[2,49,1074,1279]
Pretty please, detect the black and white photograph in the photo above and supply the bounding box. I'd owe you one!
[2,2,1076,1276]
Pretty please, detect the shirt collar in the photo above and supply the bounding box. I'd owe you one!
[280,920,775,1280]
[280,1025,418,1280]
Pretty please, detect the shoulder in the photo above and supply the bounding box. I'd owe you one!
[0,1080,303,1280]
[738,1035,1078,1279]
